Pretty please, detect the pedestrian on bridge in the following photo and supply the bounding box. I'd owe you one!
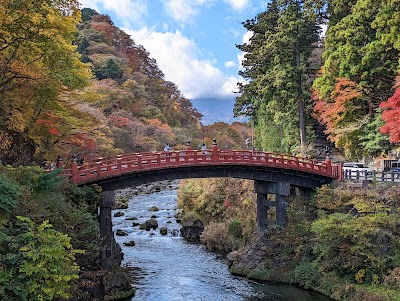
[164,143,171,152]
[201,143,208,154]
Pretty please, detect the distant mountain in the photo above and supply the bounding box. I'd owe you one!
[191,97,248,125]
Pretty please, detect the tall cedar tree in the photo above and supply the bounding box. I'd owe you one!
[235,0,324,154]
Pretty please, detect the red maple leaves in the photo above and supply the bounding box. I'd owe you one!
[380,76,400,143]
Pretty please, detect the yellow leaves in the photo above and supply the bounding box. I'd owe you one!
[0,130,12,151]
[7,109,28,132]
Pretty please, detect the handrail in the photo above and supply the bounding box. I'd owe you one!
[63,149,339,185]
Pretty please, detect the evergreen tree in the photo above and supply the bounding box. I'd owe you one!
[235,0,324,154]
[95,59,123,81]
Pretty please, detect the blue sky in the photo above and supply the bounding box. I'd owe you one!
[78,0,269,123]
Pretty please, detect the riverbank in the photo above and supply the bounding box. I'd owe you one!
[177,178,400,301]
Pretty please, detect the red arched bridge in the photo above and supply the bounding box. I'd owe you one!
[61,143,342,269]
[63,144,341,191]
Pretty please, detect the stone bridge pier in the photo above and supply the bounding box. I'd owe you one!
[254,180,291,232]
[100,191,115,270]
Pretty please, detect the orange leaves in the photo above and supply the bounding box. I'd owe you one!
[313,77,366,142]
[36,113,62,136]
[68,133,96,152]
[379,76,400,143]
[109,115,132,127]
[48,127,61,135]
[146,118,162,127]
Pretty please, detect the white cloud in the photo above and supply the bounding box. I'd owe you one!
[163,0,197,24]
[126,27,242,99]
[162,0,217,24]
[237,30,253,70]
[237,52,246,69]
[223,0,250,11]
[224,61,236,68]
[79,0,147,21]
[242,30,253,44]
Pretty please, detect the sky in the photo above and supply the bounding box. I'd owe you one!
[78,0,270,124]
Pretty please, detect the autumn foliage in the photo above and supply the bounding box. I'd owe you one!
[313,78,365,143]
[380,76,400,143]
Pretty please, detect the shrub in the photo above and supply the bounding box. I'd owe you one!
[292,260,322,289]
[0,217,81,300]
[200,221,243,253]
[0,173,21,219]
[228,220,243,238]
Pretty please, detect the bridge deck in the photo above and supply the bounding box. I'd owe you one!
[62,149,341,185]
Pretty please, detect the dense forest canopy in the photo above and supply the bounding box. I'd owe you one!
[236,0,400,160]
[0,3,209,166]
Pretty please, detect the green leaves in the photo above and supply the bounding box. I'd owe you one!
[0,173,21,218]
[236,0,323,153]
[311,184,400,284]
[0,217,80,300]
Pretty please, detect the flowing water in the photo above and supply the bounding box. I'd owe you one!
[112,189,332,301]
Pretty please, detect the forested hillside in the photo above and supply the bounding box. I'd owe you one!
[0,2,250,300]
[0,4,204,166]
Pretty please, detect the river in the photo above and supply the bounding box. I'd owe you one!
[112,188,332,301]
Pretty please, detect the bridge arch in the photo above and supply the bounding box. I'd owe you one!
[63,146,340,269]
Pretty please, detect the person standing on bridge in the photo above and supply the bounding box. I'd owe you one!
[164,143,171,153]
[201,143,208,154]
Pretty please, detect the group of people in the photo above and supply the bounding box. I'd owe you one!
[163,143,208,154]
[41,160,56,170]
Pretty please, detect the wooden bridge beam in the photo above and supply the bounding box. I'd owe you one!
[254,180,290,229]
[100,191,115,270]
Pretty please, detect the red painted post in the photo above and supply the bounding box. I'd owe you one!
[211,139,218,162]
[337,162,343,180]
[71,157,78,184]
[325,157,332,177]
[56,155,63,168]
[185,141,192,162]
[117,155,122,173]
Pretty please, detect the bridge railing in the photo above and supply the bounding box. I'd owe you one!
[343,170,400,183]
[64,149,339,184]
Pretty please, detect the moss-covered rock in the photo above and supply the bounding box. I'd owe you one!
[123,240,135,247]
[116,229,128,236]
[139,219,158,231]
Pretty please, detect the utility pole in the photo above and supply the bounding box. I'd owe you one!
[251,117,254,151]
[295,13,306,156]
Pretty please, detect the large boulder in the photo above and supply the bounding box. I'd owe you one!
[116,229,129,236]
[180,218,204,241]
[148,206,159,212]
[123,240,135,247]
[139,218,158,231]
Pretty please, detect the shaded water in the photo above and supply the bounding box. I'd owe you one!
[112,189,332,301]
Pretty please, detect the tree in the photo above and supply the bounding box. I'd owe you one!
[313,0,400,158]
[0,0,91,164]
[95,59,123,81]
[235,0,324,154]
[380,75,400,143]
[0,217,81,300]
